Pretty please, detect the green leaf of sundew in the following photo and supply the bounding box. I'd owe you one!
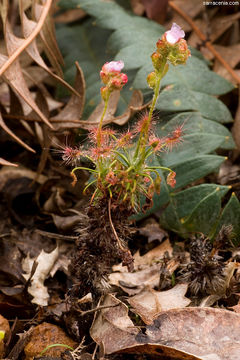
[182,189,223,236]
[214,193,240,245]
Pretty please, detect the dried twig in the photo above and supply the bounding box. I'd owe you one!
[169,1,240,84]
[77,303,120,316]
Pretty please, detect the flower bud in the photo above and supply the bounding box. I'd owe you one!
[109,73,128,90]
[151,52,162,70]
[147,71,157,89]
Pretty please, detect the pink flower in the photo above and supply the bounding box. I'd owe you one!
[165,23,185,45]
[102,60,124,74]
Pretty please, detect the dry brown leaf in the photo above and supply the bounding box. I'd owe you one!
[167,0,203,32]
[90,294,139,354]
[0,111,35,152]
[141,0,168,23]
[109,264,161,295]
[86,91,121,125]
[0,157,18,167]
[128,284,191,325]
[138,218,168,243]
[52,214,83,232]
[0,166,47,191]
[113,239,173,272]
[24,322,77,360]
[146,307,240,360]
[83,90,145,128]
[33,2,64,77]
[130,0,145,16]
[188,13,240,48]
[54,8,86,23]
[213,44,240,83]
[116,343,202,360]
[19,5,80,97]
[0,13,53,128]
[51,62,85,131]
[22,247,59,306]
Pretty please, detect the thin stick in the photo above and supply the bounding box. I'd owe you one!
[77,304,119,316]
[108,198,125,251]
[0,0,52,76]
[169,1,240,84]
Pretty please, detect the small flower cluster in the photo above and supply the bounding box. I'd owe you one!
[147,23,191,89]
[100,61,128,101]
[62,24,190,212]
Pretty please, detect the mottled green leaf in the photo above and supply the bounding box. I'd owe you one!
[183,190,222,236]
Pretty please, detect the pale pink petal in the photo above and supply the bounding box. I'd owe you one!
[165,23,185,45]
[104,60,124,73]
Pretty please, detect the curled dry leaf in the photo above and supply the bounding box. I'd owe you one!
[109,264,162,296]
[0,166,47,192]
[128,284,191,325]
[213,44,240,84]
[113,239,173,272]
[0,0,82,155]
[22,247,59,306]
[24,322,77,360]
[188,13,240,48]
[81,90,145,129]
[110,240,174,295]
[146,307,240,360]
[115,343,202,360]
[167,0,203,32]
[90,294,139,355]
[0,157,18,167]
[51,62,86,131]
[138,218,168,243]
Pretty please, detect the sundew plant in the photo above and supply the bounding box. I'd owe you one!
[64,23,191,213]
[63,23,191,296]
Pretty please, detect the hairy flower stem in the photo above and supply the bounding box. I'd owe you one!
[134,61,167,163]
[96,93,110,148]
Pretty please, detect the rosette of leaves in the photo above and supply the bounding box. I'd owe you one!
[57,0,240,243]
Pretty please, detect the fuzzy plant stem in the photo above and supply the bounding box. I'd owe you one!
[96,93,110,148]
[134,61,167,162]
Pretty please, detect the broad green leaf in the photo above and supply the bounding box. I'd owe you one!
[182,190,222,236]
[171,184,230,220]
[134,56,234,95]
[156,85,232,123]
[160,133,228,167]
[164,155,226,189]
[156,112,235,150]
